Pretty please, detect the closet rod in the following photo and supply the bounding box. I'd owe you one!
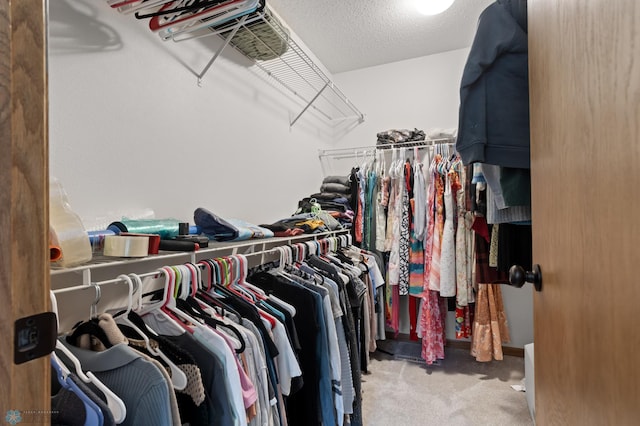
[52,238,347,292]
[51,230,349,277]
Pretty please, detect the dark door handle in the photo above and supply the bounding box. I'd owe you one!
[508,264,542,292]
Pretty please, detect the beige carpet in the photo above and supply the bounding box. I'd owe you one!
[361,344,533,426]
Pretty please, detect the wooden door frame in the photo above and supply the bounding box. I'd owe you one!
[0,0,50,421]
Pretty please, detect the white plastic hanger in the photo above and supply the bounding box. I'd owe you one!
[235,254,268,299]
[160,266,205,332]
[273,247,286,273]
[134,269,188,334]
[50,290,127,424]
[113,274,188,391]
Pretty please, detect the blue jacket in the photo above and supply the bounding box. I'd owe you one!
[456,0,530,168]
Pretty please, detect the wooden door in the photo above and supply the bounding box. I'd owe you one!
[529,0,640,423]
[0,0,50,422]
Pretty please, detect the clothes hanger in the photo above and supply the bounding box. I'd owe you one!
[376,149,385,177]
[178,265,192,301]
[107,0,145,9]
[228,256,257,302]
[134,0,228,19]
[388,147,398,178]
[50,290,127,424]
[271,246,285,274]
[112,274,188,391]
[151,0,257,37]
[169,0,268,41]
[50,354,105,426]
[227,254,278,329]
[148,0,242,29]
[185,262,201,296]
[199,258,272,333]
[135,267,193,333]
[115,0,173,15]
[54,339,128,424]
[160,265,206,332]
[235,254,268,301]
[196,260,243,318]
[214,257,253,302]
[67,283,114,349]
[176,296,247,354]
[198,260,213,292]
[304,240,317,258]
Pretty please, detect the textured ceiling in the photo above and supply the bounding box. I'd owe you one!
[267,0,496,74]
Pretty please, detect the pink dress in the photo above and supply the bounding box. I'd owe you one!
[420,155,446,365]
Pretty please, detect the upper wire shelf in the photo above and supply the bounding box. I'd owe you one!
[175,7,365,127]
[317,137,456,177]
[318,137,457,159]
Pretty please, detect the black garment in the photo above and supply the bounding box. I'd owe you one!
[350,167,360,245]
[263,217,329,234]
[214,292,280,358]
[248,271,323,426]
[497,223,532,273]
[164,333,235,426]
[117,321,209,426]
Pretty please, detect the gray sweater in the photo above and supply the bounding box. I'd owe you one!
[60,339,173,426]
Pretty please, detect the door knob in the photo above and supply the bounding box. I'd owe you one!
[508,264,542,292]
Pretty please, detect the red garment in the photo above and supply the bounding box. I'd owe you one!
[409,296,419,341]
[471,215,490,242]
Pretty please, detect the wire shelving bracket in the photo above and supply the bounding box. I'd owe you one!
[178,8,365,127]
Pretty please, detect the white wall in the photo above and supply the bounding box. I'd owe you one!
[49,1,533,348]
[333,48,469,149]
[49,0,345,230]
[333,50,534,348]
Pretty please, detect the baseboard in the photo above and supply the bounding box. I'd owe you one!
[383,332,524,358]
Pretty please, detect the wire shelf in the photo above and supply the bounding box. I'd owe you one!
[176,7,365,127]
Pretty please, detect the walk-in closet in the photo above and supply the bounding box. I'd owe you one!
[1,0,638,425]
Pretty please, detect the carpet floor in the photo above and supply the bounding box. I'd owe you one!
[361,342,533,426]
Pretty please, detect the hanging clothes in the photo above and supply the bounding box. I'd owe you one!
[58,337,174,426]
[471,284,510,362]
[419,290,446,365]
[427,155,445,292]
[439,171,457,297]
[454,165,470,306]
[398,160,411,296]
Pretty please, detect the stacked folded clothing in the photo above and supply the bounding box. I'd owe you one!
[306,175,355,228]
[270,174,354,235]
[376,128,426,146]
[261,212,343,237]
[319,175,351,195]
